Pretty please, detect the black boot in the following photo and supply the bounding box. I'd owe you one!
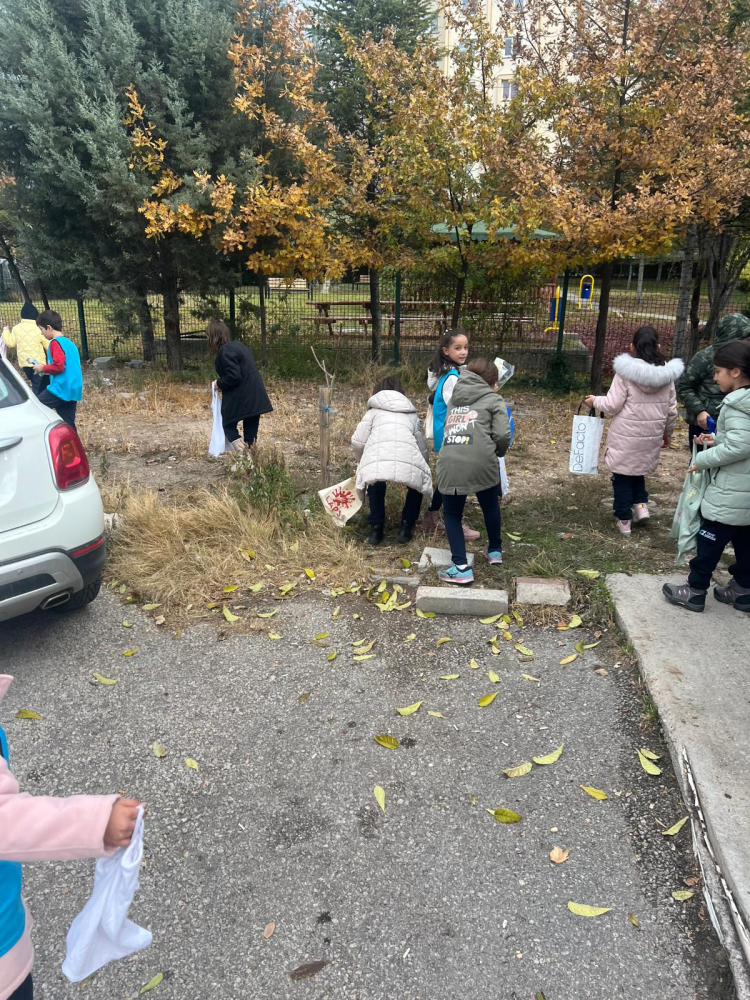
[368,524,384,546]
[396,520,413,544]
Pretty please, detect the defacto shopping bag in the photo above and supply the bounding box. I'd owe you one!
[318,477,362,527]
[208,382,230,457]
[62,807,152,982]
[569,404,605,476]
[669,445,709,565]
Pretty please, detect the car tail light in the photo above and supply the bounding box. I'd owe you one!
[48,422,90,490]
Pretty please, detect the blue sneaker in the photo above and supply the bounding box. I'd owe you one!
[484,550,503,566]
[438,564,474,586]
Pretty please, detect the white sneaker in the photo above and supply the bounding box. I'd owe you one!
[616,519,632,535]
[632,503,650,524]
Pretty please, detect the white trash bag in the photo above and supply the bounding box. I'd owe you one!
[318,477,362,527]
[208,382,230,457]
[569,403,605,476]
[62,807,152,983]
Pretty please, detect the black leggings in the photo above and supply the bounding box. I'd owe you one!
[10,974,33,999]
[223,415,260,447]
[688,519,750,591]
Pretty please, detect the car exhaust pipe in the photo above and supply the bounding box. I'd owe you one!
[41,591,71,609]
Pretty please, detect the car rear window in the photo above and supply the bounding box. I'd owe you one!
[0,360,27,408]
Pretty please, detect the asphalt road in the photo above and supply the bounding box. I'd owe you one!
[0,589,735,1000]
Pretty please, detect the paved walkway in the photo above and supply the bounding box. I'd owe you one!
[0,590,735,1000]
[609,572,750,992]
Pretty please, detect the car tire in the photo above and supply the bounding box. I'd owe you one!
[55,575,102,612]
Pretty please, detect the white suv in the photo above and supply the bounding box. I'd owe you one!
[0,356,105,621]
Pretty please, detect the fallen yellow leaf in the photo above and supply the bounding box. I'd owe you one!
[239,548,255,561]
[327,651,337,662]
[567,615,583,628]
[427,711,444,718]
[185,758,199,771]
[223,584,239,594]
[638,751,662,776]
[515,644,534,656]
[560,654,578,665]
[581,785,608,800]
[521,673,540,682]
[122,620,132,628]
[304,568,316,580]
[662,816,689,837]
[353,654,375,662]
[331,606,340,620]
[503,762,533,778]
[478,692,499,707]
[480,614,503,625]
[576,569,600,579]
[223,607,239,623]
[355,640,376,654]
[488,670,500,683]
[639,747,661,761]
[123,648,139,656]
[436,637,453,647]
[247,582,264,593]
[289,540,299,552]
[672,890,694,901]
[257,610,278,618]
[567,901,611,917]
[374,785,386,812]
[404,633,417,642]
[487,807,522,823]
[374,734,399,749]
[268,632,282,640]
[396,701,423,716]
[314,632,330,640]
[533,745,564,765]
[583,641,601,649]
[15,709,41,721]
[469,658,480,669]
[142,603,161,611]
[628,912,640,928]
[512,612,524,626]
[92,673,118,686]
[550,846,569,864]
[140,973,164,995]
[440,674,460,680]
[152,742,167,758]
[416,609,435,619]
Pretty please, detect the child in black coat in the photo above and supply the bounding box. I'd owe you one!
[207,320,273,453]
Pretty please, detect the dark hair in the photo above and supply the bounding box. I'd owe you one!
[428,328,468,375]
[37,309,62,332]
[373,375,404,394]
[714,339,750,378]
[206,318,231,355]
[467,357,498,386]
[632,326,665,366]
[21,301,39,321]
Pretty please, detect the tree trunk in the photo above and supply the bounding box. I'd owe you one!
[673,227,697,358]
[636,255,645,303]
[451,275,465,329]
[656,261,662,283]
[0,229,31,301]
[688,258,705,357]
[590,260,614,393]
[37,280,50,310]
[369,267,382,362]
[160,245,182,371]
[258,275,268,365]
[135,284,156,362]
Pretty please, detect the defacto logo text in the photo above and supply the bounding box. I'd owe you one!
[570,420,588,473]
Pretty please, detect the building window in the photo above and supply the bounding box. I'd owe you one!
[505,36,514,58]
[502,81,518,101]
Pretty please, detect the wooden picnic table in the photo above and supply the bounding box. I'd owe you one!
[311,300,371,317]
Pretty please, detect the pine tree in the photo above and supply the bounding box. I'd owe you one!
[0,0,253,368]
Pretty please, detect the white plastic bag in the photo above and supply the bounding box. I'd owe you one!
[669,445,710,564]
[424,403,434,443]
[493,356,515,389]
[208,382,230,457]
[62,807,152,983]
[318,477,362,527]
[569,405,605,475]
[498,456,510,496]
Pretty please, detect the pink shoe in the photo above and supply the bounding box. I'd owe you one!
[462,523,480,541]
[616,519,632,535]
[421,510,445,534]
[632,503,650,524]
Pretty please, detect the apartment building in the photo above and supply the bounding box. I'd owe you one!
[434,0,519,105]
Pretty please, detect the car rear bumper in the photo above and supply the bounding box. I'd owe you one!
[0,536,106,620]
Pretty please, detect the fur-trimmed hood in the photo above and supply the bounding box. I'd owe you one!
[612,354,684,393]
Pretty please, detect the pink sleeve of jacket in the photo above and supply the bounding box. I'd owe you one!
[0,756,118,863]
[665,383,678,437]
[592,374,628,416]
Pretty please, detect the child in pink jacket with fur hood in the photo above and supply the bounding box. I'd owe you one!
[586,326,684,535]
[0,675,141,1000]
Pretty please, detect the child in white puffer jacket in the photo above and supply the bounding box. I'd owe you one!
[351,376,433,546]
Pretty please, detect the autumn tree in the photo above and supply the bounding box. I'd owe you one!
[129,0,344,364]
[351,0,548,330]
[311,0,433,357]
[515,0,750,389]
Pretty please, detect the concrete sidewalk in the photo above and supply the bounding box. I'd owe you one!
[608,572,750,989]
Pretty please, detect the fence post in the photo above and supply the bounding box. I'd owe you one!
[555,270,570,356]
[76,296,90,361]
[393,271,402,365]
[229,287,236,334]
[319,385,331,488]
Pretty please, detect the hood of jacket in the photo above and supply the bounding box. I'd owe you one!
[612,354,684,393]
[450,371,498,408]
[722,386,750,417]
[367,390,416,413]
[714,312,750,346]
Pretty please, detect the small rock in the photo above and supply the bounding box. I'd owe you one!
[93,356,116,370]
[125,359,144,369]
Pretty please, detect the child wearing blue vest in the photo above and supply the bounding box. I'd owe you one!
[1,675,140,1000]
[422,330,480,541]
[32,311,82,431]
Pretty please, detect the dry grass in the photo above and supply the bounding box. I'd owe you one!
[107,484,370,615]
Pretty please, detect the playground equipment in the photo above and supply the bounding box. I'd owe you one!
[544,284,561,336]
[578,274,595,309]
